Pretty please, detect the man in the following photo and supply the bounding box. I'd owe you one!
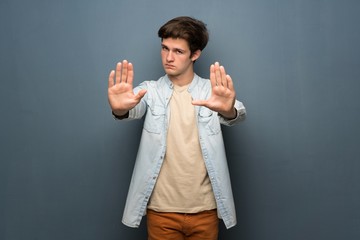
[108,16,246,240]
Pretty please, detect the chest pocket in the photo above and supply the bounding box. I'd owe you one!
[198,107,221,135]
[144,103,166,134]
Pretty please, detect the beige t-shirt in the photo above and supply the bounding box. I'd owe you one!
[147,84,216,213]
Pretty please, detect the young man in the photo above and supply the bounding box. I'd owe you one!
[108,16,246,240]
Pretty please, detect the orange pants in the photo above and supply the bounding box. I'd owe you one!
[147,209,219,240]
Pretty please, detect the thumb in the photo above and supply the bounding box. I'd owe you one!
[135,89,147,101]
[191,99,208,107]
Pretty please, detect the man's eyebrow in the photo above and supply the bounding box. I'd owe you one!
[161,44,185,52]
[174,48,185,52]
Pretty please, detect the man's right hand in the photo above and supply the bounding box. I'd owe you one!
[108,60,147,116]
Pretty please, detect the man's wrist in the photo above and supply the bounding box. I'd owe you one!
[112,110,129,120]
[219,108,237,120]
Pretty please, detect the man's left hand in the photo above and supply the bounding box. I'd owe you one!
[192,62,237,119]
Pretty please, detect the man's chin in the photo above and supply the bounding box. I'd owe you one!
[164,69,177,76]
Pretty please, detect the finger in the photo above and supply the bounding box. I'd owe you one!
[127,62,134,85]
[226,74,235,91]
[115,62,122,84]
[215,62,222,86]
[209,64,216,87]
[220,65,228,88]
[108,70,115,88]
[121,60,128,83]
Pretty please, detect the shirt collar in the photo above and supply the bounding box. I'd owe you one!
[163,74,199,92]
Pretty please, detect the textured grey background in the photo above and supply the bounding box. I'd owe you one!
[1,0,359,239]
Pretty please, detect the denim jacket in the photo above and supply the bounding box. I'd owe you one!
[119,74,246,229]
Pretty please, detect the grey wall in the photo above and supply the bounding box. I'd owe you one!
[1,0,359,239]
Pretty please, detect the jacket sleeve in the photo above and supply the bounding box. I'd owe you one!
[219,100,246,126]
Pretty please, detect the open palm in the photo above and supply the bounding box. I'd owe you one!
[192,62,236,119]
[108,60,147,116]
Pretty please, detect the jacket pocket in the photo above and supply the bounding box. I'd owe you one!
[143,103,165,134]
[198,107,221,135]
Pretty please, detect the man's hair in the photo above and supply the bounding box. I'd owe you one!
[158,16,209,56]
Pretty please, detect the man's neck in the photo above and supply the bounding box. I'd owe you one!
[168,71,195,87]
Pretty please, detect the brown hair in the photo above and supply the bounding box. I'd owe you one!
[158,16,209,56]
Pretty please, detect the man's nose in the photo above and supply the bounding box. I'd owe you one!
[166,51,174,62]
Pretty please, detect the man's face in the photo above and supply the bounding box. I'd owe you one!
[160,38,200,79]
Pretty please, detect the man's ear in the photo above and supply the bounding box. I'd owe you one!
[191,50,202,62]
